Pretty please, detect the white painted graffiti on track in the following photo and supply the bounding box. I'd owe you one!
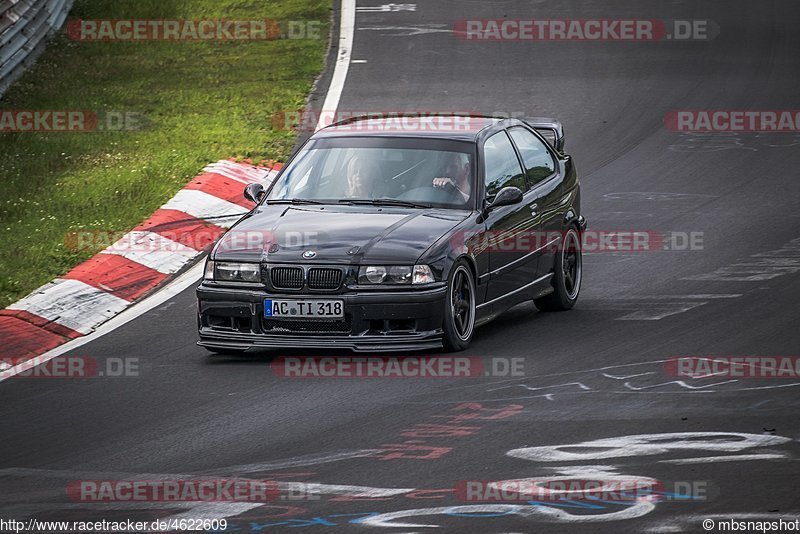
[506,432,792,463]
[484,359,800,401]
[682,237,800,282]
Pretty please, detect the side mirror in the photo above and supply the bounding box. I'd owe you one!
[486,186,523,212]
[243,183,265,203]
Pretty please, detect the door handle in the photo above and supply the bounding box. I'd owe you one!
[529,203,539,216]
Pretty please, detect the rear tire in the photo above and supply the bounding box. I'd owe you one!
[534,225,582,312]
[442,260,476,352]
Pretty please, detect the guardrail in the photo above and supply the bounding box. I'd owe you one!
[0,0,73,98]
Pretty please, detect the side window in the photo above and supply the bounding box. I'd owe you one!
[482,131,525,200]
[508,126,556,188]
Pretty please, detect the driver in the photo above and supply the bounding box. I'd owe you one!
[432,152,471,202]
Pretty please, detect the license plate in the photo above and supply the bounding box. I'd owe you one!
[264,299,344,319]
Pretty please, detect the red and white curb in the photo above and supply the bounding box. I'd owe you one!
[0,159,280,365]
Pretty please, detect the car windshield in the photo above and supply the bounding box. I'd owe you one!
[267,137,475,209]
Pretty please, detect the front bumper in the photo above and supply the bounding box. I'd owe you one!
[196,283,448,352]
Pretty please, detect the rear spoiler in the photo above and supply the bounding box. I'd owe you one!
[522,117,565,152]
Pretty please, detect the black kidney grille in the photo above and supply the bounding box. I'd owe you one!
[307,268,343,290]
[271,267,304,289]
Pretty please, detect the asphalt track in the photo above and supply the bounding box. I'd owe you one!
[3,1,800,532]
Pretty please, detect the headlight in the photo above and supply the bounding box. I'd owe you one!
[363,265,390,283]
[358,265,435,285]
[204,260,260,283]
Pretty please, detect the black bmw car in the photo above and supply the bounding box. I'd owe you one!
[197,115,586,353]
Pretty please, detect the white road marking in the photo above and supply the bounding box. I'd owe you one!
[356,4,416,12]
[316,0,355,131]
[279,481,413,497]
[482,358,800,397]
[578,295,743,321]
[602,372,655,380]
[359,501,656,528]
[6,279,130,335]
[487,382,590,393]
[506,433,792,463]
[161,189,246,228]
[102,231,200,273]
[683,237,800,282]
[738,382,800,391]
[646,525,683,533]
[488,467,660,500]
[684,259,800,281]
[613,294,742,299]
[578,299,710,320]
[659,453,788,465]
[478,359,675,391]
[358,25,452,36]
[623,379,739,391]
[616,302,707,320]
[213,450,383,474]
[603,192,717,202]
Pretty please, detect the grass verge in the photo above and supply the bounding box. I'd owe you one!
[0,0,329,307]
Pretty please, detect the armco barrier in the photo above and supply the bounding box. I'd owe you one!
[0,0,73,98]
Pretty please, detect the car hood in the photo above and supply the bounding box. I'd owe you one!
[213,205,468,264]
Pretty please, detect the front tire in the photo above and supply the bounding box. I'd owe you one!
[534,225,582,311]
[442,260,476,352]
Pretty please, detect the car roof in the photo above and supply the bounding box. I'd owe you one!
[311,114,506,142]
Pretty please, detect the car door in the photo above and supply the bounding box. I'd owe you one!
[507,126,562,280]
[481,130,539,303]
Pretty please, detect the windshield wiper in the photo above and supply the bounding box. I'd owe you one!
[339,198,432,209]
[266,198,326,205]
